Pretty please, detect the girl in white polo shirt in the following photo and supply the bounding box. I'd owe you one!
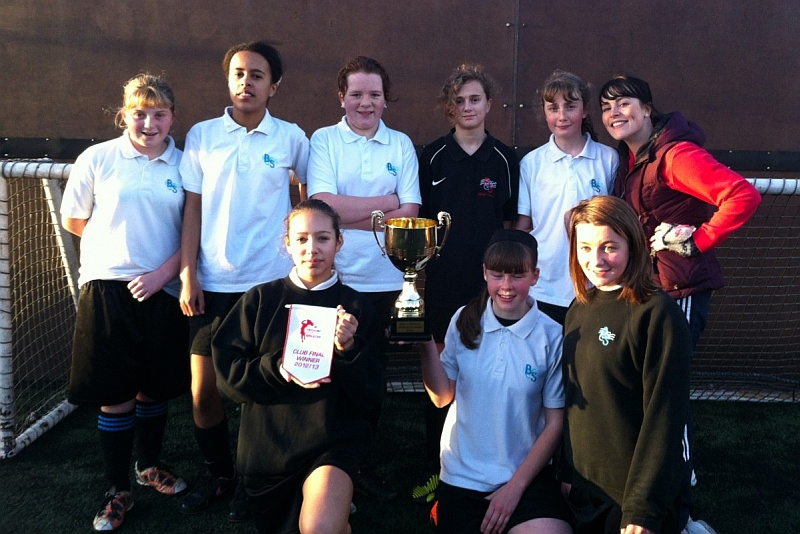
[419,230,571,534]
[515,70,618,326]
[307,56,421,500]
[178,41,309,519]
[61,73,189,532]
[308,56,420,319]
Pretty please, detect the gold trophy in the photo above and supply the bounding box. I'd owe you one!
[371,210,451,341]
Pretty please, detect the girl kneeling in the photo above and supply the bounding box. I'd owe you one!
[561,195,692,533]
[213,199,383,534]
[420,229,572,534]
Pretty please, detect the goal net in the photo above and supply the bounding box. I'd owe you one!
[0,160,78,459]
[692,178,800,401]
[0,161,797,459]
[387,178,800,400]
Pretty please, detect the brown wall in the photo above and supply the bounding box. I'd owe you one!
[2,0,800,151]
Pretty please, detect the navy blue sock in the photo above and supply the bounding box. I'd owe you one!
[193,417,235,478]
[134,400,168,469]
[98,410,135,491]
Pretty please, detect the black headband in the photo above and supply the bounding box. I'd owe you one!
[486,229,538,254]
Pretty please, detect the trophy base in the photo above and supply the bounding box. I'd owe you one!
[387,316,431,342]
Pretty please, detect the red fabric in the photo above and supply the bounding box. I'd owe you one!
[654,142,761,252]
[429,499,439,528]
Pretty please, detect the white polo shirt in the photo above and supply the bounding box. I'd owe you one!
[61,134,184,297]
[439,297,564,492]
[307,117,421,292]
[518,133,618,307]
[180,107,309,292]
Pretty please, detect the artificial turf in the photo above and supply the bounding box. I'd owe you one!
[0,394,798,533]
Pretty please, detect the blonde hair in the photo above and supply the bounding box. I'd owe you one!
[114,73,175,129]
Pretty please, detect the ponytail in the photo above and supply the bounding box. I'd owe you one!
[455,287,490,350]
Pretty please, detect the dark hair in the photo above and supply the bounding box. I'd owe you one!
[598,75,662,121]
[437,64,499,124]
[538,69,597,141]
[567,195,658,304]
[456,238,538,350]
[285,198,342,240]
[336,56,396,102]
[222,41,284,84]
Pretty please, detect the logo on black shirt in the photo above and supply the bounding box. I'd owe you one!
[478,177,497,198]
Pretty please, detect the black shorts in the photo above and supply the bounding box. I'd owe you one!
[363,290,400,332]
[245,447,360,534]
[363,289,399,364]
[566,480,689,534]
[436,465,570,534]
[426,303,460,344]
[68,280,189,406]
[187,291,244,356]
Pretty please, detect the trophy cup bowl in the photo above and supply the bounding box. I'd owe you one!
[371,210,451,341]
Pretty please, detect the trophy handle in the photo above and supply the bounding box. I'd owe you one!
[435,211,451,255]
[371,210,387,257]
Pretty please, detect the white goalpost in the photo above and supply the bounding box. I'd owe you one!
[0,160,78,459]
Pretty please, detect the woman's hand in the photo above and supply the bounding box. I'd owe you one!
[621,525,656,534]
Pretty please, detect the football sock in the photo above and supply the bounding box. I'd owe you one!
[134,400,168,468]
[98,409,135,491]
[194,417,235,478]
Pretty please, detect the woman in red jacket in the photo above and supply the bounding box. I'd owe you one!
[598,74,761,350]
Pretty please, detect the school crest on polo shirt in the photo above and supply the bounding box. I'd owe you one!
[477,176,497,198]
[524,364,539,382]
